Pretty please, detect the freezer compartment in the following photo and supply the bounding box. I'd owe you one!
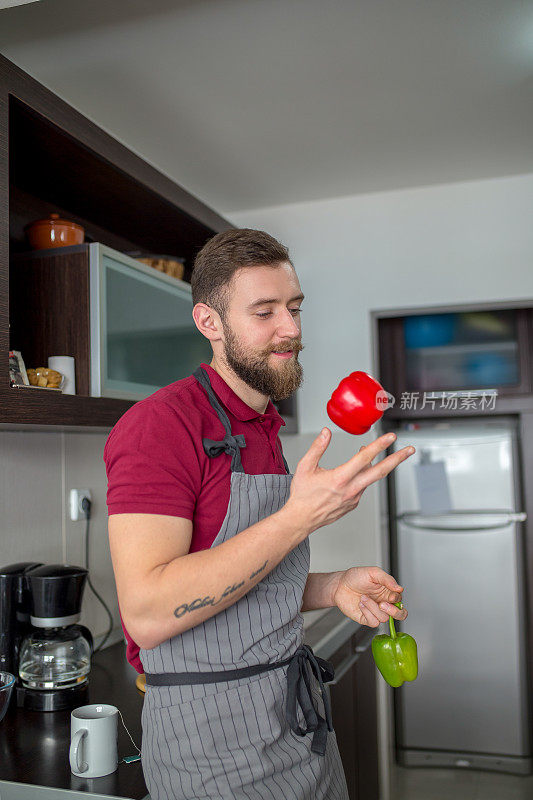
[392,429,517,516]
[394,520,530,758]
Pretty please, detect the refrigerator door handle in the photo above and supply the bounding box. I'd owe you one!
[397,510,527,531]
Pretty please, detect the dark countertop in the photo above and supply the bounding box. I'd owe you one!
[0,642,147,799]
[0,607,358,799]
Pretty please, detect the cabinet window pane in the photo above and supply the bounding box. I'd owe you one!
[403,311,519,391]
[105,266,211,389]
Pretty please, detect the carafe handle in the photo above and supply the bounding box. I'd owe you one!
[77,625,94,654]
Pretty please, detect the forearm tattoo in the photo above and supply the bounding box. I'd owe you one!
[173,559,269,619]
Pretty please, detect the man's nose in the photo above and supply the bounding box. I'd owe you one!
[276,309,301,338]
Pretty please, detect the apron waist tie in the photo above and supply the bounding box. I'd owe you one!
[144,643,335,756]
[285,644,335,756]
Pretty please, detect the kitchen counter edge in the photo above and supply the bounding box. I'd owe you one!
[303,606,362,659]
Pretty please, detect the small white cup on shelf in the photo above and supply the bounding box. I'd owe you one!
[48,355,76,394]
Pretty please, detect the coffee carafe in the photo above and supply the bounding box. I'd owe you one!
[0,562,93,711]
[0,562,43,676]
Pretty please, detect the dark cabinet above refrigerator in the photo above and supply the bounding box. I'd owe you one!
[373,303,533,418]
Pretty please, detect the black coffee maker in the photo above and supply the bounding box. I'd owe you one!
[0,562,93,711]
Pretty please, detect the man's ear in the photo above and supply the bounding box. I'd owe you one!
[192,303,224,342]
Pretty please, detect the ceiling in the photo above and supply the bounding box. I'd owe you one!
[0,0,532,215]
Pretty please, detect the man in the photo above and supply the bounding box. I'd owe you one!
[104,228,414,800]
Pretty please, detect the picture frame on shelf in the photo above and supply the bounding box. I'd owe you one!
[9,350,29,387]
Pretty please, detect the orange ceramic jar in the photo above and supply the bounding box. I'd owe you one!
[24,213,85,249]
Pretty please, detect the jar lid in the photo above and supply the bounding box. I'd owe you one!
[24,213,84,232]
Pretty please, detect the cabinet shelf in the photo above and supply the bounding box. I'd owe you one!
[3,386,135,428]
[5,242,299,431]
[406,340,517,356]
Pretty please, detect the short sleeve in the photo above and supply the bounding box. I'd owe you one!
[103,399,202,519]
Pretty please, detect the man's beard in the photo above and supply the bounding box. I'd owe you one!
[222,322,304,402]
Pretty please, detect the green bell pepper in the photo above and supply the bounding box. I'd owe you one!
[371,601,418,687]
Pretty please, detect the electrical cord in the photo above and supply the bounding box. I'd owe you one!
[81,497,114,653]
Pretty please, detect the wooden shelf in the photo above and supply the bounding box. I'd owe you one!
[381,394,533,423]
[0,386,134,428]
[5,242,300,432]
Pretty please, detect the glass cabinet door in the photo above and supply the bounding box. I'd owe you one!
[92,246,212,399]
[403,310,528,393]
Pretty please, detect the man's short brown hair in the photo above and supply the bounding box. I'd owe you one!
[191,228,293,322]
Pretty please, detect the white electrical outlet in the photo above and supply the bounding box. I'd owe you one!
[69,489,92,521]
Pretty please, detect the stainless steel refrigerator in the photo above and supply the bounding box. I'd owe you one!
[388,417,532,774]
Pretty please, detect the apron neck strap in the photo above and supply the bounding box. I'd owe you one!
[193,367,246,473]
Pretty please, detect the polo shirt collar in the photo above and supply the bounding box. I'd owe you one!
[200,363,286,426]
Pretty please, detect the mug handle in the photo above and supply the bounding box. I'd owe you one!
[70,728,88,774]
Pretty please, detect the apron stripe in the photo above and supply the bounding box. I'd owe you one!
[262,671,318,799]
[236,683,293,800]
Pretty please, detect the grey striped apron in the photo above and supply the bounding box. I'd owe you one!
[140,366,349,800]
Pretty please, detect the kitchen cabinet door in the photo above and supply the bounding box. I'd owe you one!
[328,638,357,799]
[327,629,380,800]
[352,629,380,800]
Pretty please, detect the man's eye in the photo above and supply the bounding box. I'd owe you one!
[256,309,302,319]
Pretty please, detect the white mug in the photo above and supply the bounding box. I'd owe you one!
[48,355,76,395]
[70,703,118,778]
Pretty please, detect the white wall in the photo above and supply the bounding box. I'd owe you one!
[231,171,533,799]
[1,428,119,646]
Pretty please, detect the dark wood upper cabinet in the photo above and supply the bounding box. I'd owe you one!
[8,96,223,267]
[0,53,230,428]
[0,54,299,431]
[373,303,533,420]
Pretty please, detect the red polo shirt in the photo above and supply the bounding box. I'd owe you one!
[103,362,288,672]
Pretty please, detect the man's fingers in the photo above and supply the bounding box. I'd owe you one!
[358,599,382,627]
[379,602,408,621]
[373,569,403,594]
[298,427,331,471]
[358,445,371,471]
[337,433,398,481]
[351,446,414,491]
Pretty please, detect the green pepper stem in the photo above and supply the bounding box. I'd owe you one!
[389,600,403,640]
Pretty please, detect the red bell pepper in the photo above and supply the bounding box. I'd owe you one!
[326,371,388,435]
